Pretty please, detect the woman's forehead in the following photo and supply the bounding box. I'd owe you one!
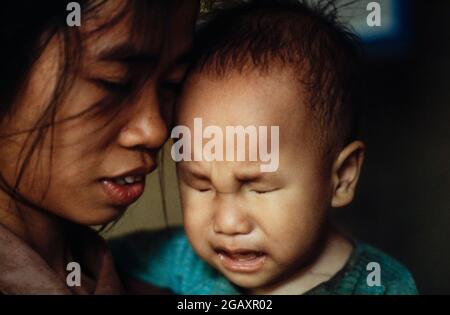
[82,1,163,56]
[82,0,197,68]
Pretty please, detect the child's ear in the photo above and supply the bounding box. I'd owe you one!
[331,140,365,208]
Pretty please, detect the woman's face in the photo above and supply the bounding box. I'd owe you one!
[0,0,198,225]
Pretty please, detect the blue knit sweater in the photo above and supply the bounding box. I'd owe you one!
[110,227,418,295]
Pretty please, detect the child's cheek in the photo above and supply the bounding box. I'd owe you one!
[182,194,211,240]
[183,205,213,262]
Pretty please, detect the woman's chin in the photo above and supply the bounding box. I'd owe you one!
[62,205,128,227]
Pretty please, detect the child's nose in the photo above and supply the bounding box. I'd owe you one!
[213,197,253,236]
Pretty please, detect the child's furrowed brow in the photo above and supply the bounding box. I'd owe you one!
[179,165,210,181]
[235,168,284,184]
[190,171,210,181]
[235,172,265,183]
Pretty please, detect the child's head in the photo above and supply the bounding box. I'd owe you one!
[175,0,365,292]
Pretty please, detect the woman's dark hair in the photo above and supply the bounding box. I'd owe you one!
[0,0,173,221]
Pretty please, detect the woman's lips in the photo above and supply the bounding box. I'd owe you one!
[217,249,266,273]
[101,178,145,206]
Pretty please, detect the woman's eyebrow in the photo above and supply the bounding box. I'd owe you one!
[98,42,160,65]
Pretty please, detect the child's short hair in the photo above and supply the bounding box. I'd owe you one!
[192,0,362,156]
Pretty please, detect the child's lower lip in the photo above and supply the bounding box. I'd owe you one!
[217,251,266,273]
[101,179,145,206]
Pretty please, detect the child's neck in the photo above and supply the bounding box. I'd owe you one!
[249,228,353,295]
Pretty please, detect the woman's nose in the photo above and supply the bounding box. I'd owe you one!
[213,198,253,236]
[118,87,169,150]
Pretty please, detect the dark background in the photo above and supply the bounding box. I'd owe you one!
[334,0,450,294]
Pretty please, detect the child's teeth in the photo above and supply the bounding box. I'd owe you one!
[124,176,135,184]
[233,253,257,261]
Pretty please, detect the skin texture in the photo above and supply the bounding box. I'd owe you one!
[0,0,198,294]
[176,68,365,294]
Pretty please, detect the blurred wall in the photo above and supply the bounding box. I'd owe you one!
[333,0,450,294]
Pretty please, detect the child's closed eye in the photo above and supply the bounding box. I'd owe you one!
[197,187,212,193]
[250,187,280,194]
[181,177,213,193]
[245,182,280,194]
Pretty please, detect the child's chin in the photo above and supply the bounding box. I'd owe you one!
[222,270,274,291]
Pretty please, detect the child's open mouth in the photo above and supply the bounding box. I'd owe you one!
[216,248,266,273]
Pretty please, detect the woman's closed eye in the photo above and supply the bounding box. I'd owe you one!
[160,62,188,94]
[91,78,133,93]
[160,78,183,95]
